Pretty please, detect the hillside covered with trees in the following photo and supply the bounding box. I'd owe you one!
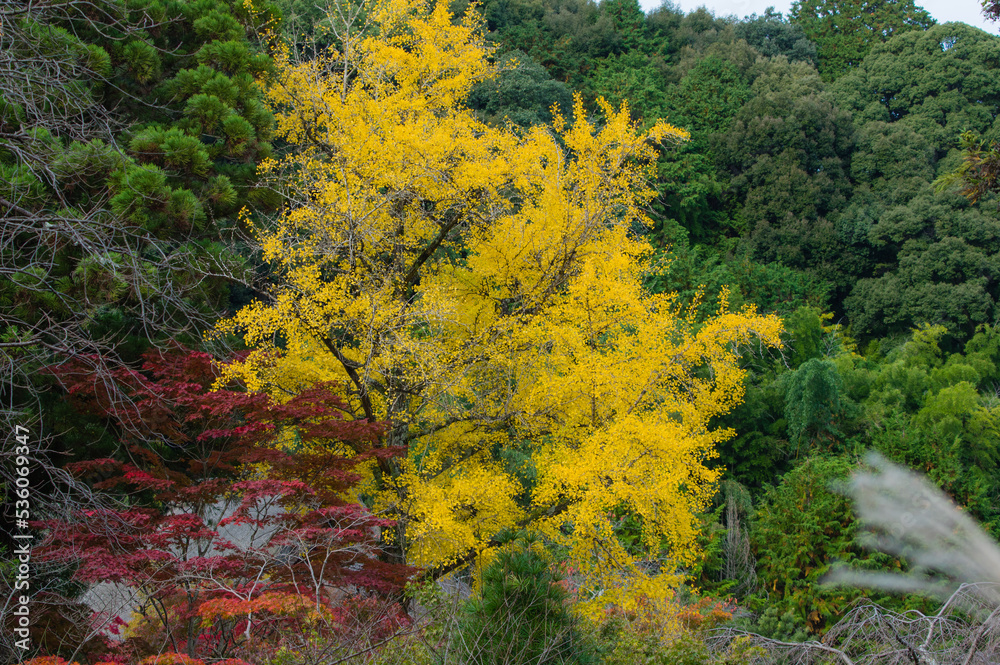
[3,0,1000,662]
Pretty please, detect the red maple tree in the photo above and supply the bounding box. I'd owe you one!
[33,348,413,662]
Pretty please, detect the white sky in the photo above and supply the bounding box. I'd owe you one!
[637,0,999,34]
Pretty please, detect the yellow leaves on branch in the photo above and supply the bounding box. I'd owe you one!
[215,0,781,612]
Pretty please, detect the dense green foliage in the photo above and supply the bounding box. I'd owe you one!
[0,0,280,454]
[836,23,1000,340]
[790,0,935,80]
[456,536,595,665]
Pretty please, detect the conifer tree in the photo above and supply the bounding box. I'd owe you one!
[0,0,280,458]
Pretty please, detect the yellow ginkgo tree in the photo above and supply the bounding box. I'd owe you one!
[217,0,783,613]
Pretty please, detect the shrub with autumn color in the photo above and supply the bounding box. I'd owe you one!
[30,348,413,662]
[19,655,253,665]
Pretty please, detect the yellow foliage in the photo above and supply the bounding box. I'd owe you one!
[215,0,781,613]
